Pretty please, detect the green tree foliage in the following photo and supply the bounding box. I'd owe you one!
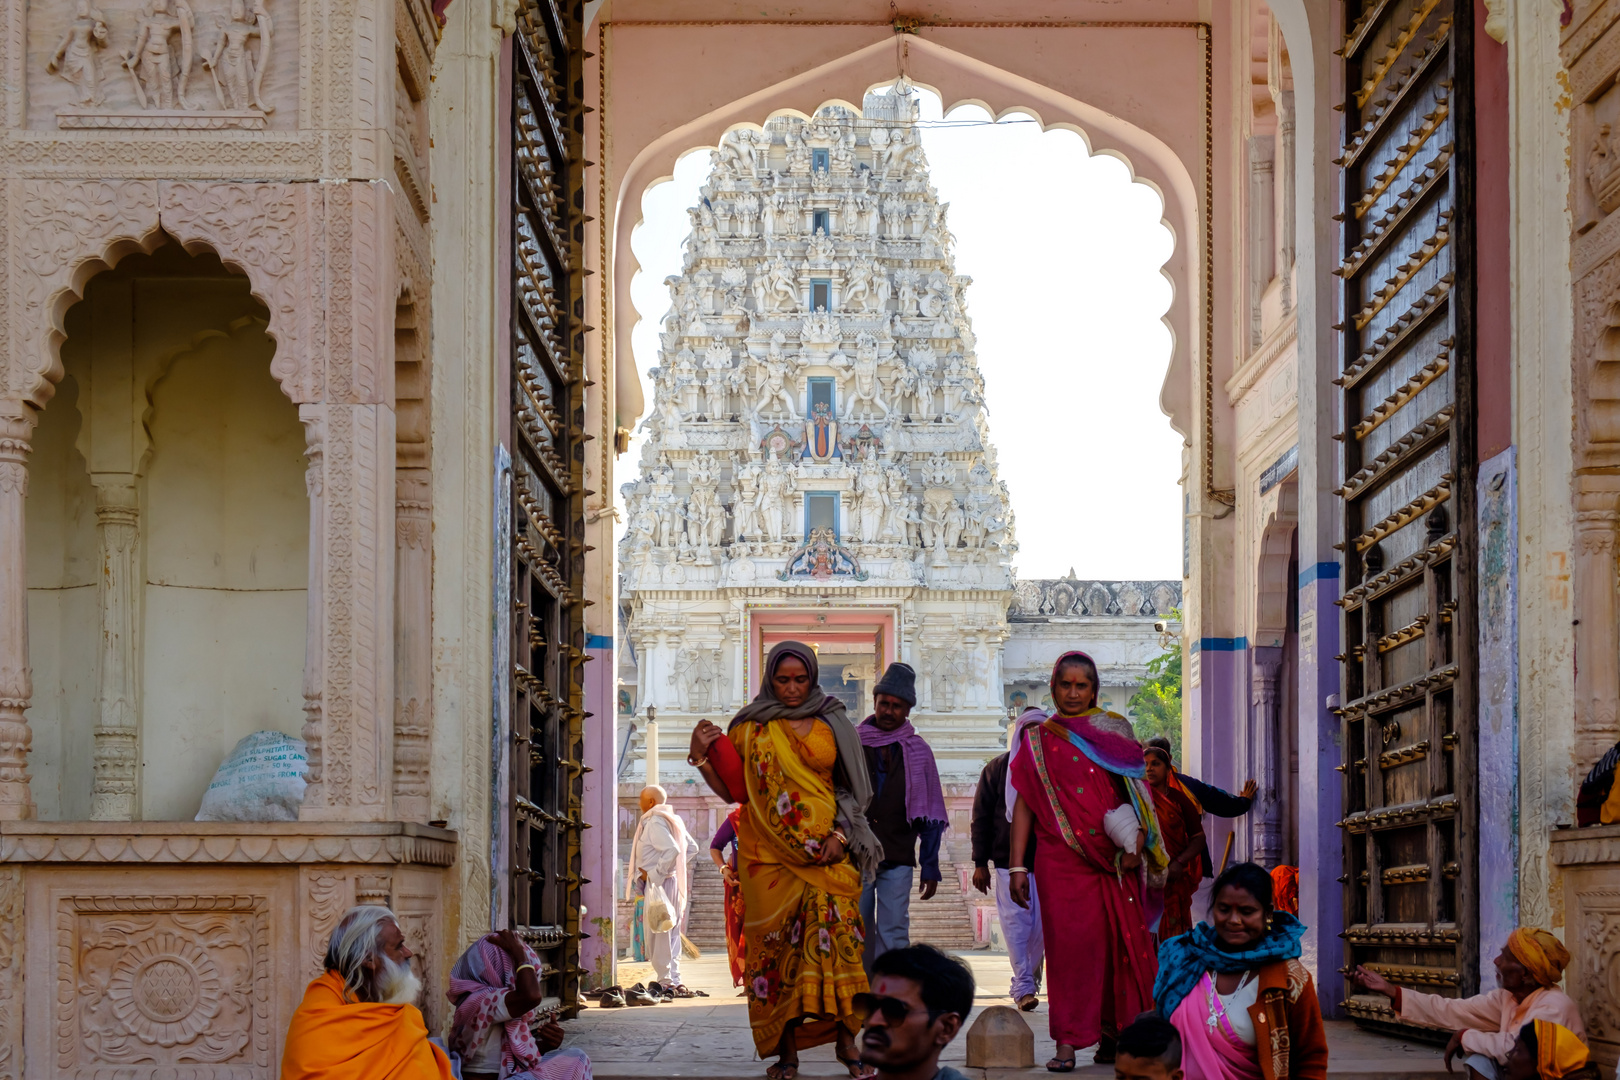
[1129,624,1183,764]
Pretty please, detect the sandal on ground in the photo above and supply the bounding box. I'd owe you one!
[1094,1035,1118,1064]
[837,1057,876,1078]
[765,1062,798,1080]
[1017,993,1040,1011]
[670,984,697,998]
[1046,1058,1077,1073]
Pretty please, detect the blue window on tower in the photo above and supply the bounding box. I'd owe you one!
[805,491,839,539]
[812,147,830,172]
[812,209,830,234]
[807,377,836,417]
[811,278,831,312]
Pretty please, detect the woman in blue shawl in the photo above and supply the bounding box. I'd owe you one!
[1154,862,1328,1080]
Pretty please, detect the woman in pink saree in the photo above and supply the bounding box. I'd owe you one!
[1007,651,1166,1071]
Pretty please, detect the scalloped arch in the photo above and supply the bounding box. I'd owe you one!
[607,34,1203,438]
[6,181,317,424]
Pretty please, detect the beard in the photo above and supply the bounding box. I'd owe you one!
[376,954,423,1005]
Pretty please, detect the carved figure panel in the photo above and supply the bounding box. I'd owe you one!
[26,0,298,130]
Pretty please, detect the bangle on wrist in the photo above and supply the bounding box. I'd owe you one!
[687,754,708,768]
[514,963,537,976]
[1008,866,1028,874]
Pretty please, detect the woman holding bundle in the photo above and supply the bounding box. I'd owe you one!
[1007,650,1166,1071]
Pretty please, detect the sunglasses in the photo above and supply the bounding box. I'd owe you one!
[853,992,954,1026]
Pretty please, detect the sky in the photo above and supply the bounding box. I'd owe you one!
[620,87,1183,580]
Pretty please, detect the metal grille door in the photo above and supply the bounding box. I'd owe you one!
[1335,0,1479,1030]
[509,0,588,1016]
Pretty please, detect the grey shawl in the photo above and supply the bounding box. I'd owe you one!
[728,641,882,884]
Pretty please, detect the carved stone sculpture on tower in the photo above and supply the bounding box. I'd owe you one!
[757,449,795,543]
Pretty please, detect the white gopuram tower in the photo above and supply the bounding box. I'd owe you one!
[619,89,1018,783]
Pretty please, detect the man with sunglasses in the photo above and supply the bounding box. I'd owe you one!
[856,944,975,1080]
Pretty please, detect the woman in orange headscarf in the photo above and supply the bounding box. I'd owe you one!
[1352,929,1586,1077]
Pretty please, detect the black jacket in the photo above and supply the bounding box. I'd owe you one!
[970,752,1035,869]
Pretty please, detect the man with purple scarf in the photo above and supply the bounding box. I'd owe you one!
[857,662,948,975]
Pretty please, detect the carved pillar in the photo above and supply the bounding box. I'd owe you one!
[394,469,432,822]
[90,475,140,821]
[297,402,397,822]
[1574,501,1620,767]
[300,409,327,799]
[1250,646,1285,865]
[1247,138,1274,351]
[0,417,34,821]
[1273,89,1296,314]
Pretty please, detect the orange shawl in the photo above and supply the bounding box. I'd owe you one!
[280,970,452,1080]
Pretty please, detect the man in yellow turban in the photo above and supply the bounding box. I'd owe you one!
[280,905,453,1080]
[1504,1021,1596,1080]
[1351,929,1585,1078]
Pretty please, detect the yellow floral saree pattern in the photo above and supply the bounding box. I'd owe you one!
[732,717,868,1055]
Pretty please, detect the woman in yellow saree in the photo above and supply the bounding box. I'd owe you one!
[689,641,882,1080]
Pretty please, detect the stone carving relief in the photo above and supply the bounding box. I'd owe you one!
[1008,579,1184,619]
[29,0,292,130]
[0,869,19,1079]
[62,895,270,1070]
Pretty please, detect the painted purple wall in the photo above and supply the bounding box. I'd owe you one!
[1296,567,1345,1015]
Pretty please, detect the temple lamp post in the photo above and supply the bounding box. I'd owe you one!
[644,705,659,786]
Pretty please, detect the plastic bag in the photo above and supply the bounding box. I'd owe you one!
[644,879,676,934]
[195,730,308,822]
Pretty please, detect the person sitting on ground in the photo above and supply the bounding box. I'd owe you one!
[1504,1021,1599,1080]
[447,927,593,1080]
[1350,928,1586,1079]
[857,662,948,974]
[1155,862,1328,1080]
[280,904,453,1080]
[856,944,975,1080]
[1113,1015,1185,1080]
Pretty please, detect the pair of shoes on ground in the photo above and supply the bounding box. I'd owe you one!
[592,985,626,1008]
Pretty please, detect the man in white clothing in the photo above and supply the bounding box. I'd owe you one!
[627,785,698,988]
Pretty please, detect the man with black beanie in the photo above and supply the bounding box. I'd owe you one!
[856,662,948,974]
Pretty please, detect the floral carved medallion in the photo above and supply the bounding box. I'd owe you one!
[108,932,222,1046]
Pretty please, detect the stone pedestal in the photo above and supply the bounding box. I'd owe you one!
[1550,824,1620,1075]
[964,1004,1035,1068]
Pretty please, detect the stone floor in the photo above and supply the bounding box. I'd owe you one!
[558,952,1451,1079]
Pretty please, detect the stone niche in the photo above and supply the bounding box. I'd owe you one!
[0,822,454,1079]
[24,0,300,131]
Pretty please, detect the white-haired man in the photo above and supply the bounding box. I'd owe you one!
[625,784,698,991]
[281,904,452,1080]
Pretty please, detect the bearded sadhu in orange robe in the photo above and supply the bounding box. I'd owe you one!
[281,906,452,1080]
